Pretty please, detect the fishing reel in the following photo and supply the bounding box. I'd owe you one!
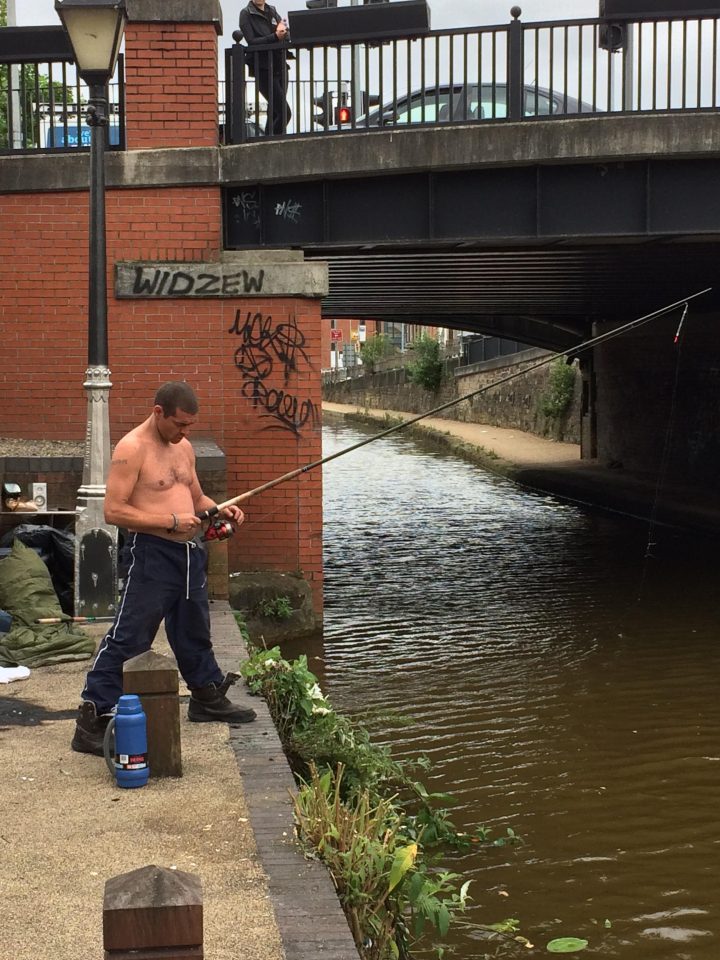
[201,518,235,543]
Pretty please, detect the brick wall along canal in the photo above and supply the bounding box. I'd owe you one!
[305,417,720,959]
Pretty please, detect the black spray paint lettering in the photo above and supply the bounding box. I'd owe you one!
[240,380,318,434]
[230,309,318,435]
[132,266,264,296]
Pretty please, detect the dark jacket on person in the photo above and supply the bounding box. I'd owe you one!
[239,0,290,75]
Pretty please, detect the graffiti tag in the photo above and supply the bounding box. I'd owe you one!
[232,190,261,226]
[274,199,302,224]
[229,310,318,435]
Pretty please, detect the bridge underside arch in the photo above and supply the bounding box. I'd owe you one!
[312,241,720,350]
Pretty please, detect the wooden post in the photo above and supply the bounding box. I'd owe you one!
[103,864,203,959]
[123,650,182,778]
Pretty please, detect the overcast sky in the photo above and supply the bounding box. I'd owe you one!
[15,0,600,41]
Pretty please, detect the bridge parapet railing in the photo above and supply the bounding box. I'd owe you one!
[0,26,124,154]
[225,9,720,143]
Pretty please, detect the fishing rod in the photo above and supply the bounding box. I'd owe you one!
[198,287,711,521]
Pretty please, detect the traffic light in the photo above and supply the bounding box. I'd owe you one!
[334,90,351,124]
[313,91,334,128]
[335,103,352,124]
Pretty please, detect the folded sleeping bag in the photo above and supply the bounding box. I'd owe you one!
[0,539,96,667]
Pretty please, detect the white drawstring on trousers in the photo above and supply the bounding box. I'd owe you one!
[185,541,197,599]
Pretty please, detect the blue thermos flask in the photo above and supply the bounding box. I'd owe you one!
[106,694,150,788]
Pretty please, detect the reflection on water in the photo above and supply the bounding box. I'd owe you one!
[308,418,720,959]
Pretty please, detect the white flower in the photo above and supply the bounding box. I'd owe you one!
[307,682,324,701]
[311,705,331,716]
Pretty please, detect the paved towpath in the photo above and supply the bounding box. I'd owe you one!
[1,604,358,960]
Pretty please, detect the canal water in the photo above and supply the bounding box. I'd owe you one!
[302,417,720,959]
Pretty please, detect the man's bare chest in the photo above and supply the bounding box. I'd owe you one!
[138,450,193,493]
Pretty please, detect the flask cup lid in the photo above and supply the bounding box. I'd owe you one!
[117,694,143,714]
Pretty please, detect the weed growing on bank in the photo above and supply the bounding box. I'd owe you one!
[406,334,444,392]
[240,643,526,959]
[256,595,293,620]
[539,358,577,419]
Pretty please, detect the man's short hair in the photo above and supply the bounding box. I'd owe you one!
[155,381,199,417]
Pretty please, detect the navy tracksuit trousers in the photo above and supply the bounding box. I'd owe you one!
[82,532,224,714]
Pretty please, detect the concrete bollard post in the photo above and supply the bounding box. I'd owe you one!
[103,864,203,959]
[123,650,182,778]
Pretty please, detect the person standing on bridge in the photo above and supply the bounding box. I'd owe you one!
[71,381,256,757]
[240,0,292,136]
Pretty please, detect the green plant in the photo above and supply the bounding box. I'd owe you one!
[241,644,521,958]
[242,646,332,740]
[360,333,394,372]
[232,610,250,644]
[540,359,576,419]
[293,764,471,960]
[406,335,443,392]
[256,595,293,620]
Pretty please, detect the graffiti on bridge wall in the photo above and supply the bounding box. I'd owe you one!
[229,309,318,435]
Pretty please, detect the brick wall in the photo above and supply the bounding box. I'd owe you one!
[0,7,325,612]
[124,22,220,149]
[0,193,324,607]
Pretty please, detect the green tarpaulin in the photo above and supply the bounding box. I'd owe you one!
[0,539,96,667]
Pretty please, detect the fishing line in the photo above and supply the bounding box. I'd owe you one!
[637,302,689,597]
[199,287,711,520]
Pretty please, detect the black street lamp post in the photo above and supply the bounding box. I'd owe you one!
[55,0,126,618]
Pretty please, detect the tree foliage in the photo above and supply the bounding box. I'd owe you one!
[0,6,75,149]
[359,333,394,372]
[406,334,443,392]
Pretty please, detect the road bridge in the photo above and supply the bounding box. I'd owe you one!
[222,112,720,350]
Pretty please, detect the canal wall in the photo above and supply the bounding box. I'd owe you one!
[322,348,583,444]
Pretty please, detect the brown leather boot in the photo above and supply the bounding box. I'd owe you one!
[188,672,256,724]
[71,701,112,756]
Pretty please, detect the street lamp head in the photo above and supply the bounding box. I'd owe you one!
[55,0,127,87]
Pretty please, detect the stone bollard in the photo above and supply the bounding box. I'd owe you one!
[103,864,203,959]
[123,650,182,778]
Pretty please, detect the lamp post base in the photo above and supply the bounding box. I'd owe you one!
[74,521,118,619]
[74,366,118,619]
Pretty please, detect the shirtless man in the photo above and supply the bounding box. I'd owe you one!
[71,381,255,756]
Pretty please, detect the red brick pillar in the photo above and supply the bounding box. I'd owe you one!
[124,0,223,149]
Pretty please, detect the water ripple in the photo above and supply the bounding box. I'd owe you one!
[313,419,720,959]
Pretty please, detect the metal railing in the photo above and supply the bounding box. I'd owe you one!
[0,54,125,154]
[3,11,719,153]
[224,10,720,143]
